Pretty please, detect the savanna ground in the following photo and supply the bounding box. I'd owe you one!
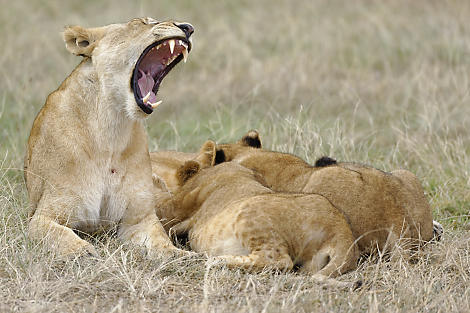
[1,0,469,312]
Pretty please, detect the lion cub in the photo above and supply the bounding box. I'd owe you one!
[150,150,197,194]
[162,141,359,288]
[216,131,438,255]
[24,18,194,256]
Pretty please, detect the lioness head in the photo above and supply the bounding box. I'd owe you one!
[63,17,193,118]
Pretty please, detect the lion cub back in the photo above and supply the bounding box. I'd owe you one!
[170,154,358,279]
[216,130,435,254]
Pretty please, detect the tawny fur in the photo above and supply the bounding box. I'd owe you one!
[24,17,192,257]
[150,150,197,193]
[217,130,436,255]
[158,141,359,288]
[152,142,218,229]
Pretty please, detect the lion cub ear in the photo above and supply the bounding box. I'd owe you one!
[195,140,217,167]
[214,149,226,165]
[239,130,262,148]
[63,25,107,57]
[177,161,200,186]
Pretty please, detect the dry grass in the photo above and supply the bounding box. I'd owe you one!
[1,0,469,312]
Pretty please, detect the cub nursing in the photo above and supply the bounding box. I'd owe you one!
[158,142,360,288]
[217,130,439,255]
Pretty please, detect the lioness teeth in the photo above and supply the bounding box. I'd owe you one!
[142,91,151,104]
[182,47,188,63]
[169,39,175,54]
[150,100,162,109]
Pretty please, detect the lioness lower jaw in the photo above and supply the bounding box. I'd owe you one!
[132,38,191,114]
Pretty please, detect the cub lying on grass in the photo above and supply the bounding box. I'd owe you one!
[160,141,360,288]
[216,130,440,255]
[152,145,216,230]
[24,18,194,257]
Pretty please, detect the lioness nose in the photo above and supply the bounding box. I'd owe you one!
[175,23,194,39]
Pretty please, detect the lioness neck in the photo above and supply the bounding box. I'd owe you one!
[56,59,140,151]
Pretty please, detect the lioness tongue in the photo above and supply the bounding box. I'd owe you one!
[137,70,157,103]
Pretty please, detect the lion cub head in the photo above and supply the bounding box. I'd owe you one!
[156,140,269,230]
[155,140,220,229]
[63,17,193,119]
[214,130,262,163]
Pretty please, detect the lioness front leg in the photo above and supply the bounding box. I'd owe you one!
[118,211,178,254]
[117,185,183,255]
[29,213,98,257]
[29,195,97,257]
[118,162,183,255]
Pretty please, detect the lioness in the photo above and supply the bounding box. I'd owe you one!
[161,141,359,288]
[216,131,439,255]
[24,18,194,256]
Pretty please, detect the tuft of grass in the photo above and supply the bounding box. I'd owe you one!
[1,0,469,311]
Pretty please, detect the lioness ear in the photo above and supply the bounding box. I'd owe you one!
[177,161,200,185]
[239,130,262,148]
[63,25,107,57]
[196,140,217,166]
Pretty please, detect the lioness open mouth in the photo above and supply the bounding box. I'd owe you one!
[132,38,191,114]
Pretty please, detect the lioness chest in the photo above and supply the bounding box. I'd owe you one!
[73,156,148,233]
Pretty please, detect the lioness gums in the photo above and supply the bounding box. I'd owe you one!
[24,17,194,256]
